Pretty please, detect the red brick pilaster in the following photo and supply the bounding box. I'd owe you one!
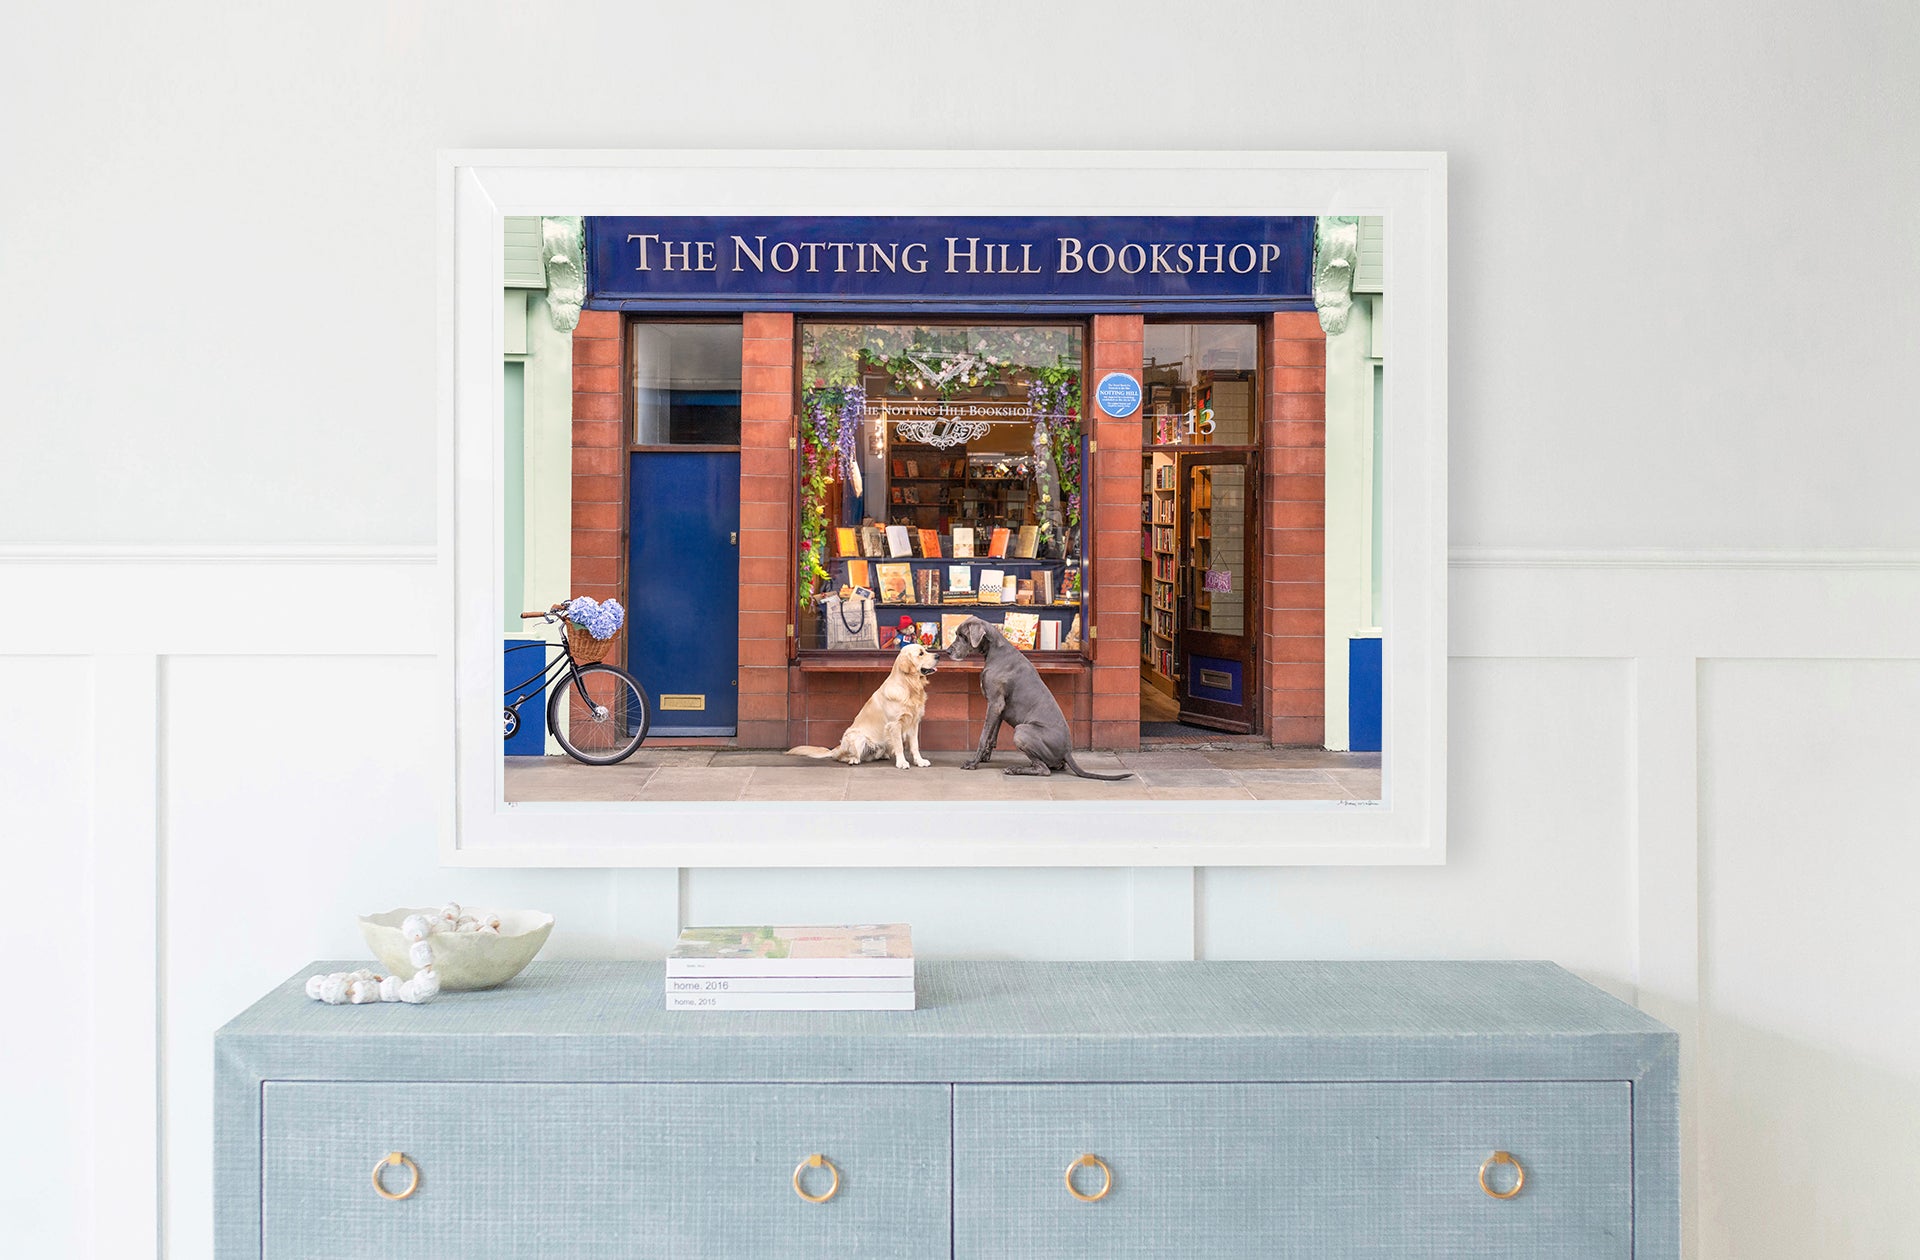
[1088,315,1144,751]
[570,309,624,606]
[1263,311,1328,745]
[738,313,796,749]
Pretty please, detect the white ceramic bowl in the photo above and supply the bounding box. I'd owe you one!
[358,907,555,991]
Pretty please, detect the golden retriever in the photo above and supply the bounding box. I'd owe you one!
[786,643,939,768]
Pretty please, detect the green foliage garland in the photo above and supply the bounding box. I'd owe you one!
[797,385,857,607]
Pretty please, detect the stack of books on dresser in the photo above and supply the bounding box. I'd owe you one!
[664,924,915,1011]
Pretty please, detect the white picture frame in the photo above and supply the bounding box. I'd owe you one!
[443,149,1446,867]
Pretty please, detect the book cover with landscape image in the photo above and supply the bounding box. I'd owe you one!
[667,924,914,975]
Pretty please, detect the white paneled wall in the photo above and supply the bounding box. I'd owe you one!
[1696,659,1920,1259]
[4,551,1915,1258]
[0,658,96,1255]
[1202,657,1635,980]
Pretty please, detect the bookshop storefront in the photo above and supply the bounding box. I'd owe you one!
[569,216,1328,752]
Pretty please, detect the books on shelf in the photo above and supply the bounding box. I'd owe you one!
[978,568,1004,604]
[666,925,915,1011]
[876,563,913,603]
[986,527,1011,558]
[918,528,943,558]
[951,526,974,558]
[845,559,870,589]
[860,525,886,557]
[1002,611,1039,651]
[886,524,914,557]
[1012,524,1040,559]
[915,569,942,604]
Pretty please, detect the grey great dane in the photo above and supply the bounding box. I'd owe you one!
[945,616,1134,780]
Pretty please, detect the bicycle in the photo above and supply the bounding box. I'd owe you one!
[505,604,650,765]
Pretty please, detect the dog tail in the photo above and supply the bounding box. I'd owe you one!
[1062,750,1135,781]
[786,745,837,759]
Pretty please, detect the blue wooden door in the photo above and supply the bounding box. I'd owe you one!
[629,451,740,735]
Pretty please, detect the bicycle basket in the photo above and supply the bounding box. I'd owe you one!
[564,620,621,664]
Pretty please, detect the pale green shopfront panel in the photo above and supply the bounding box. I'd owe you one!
[502,360,525,630]
[503,215,546,288]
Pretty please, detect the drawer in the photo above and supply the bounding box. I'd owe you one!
[953,1082,1633,1258]
[261,1082,949,1259]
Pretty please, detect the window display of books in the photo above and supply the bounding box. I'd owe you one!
[664,924,915,1012]
[812,552,1082,653]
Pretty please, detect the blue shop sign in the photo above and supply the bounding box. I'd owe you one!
[583,216,1315,313]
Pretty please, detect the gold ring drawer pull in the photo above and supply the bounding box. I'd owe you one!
[372,1152,420,1201]
[793,1153,840,1203]
[1479,1150,1525,1199]
[1065,1153,1112,1202]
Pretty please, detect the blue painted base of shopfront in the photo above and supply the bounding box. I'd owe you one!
[1349,633,1383,752]
[504,637,547,756]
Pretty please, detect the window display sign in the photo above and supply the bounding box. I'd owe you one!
[584,216,1316,311]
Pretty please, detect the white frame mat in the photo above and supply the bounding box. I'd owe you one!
[443,149,1447,866]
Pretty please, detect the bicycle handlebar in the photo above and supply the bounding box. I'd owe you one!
[519,611,550,619]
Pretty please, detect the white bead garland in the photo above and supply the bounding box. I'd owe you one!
[304,902,490,1007]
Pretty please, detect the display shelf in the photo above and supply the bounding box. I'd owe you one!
[867,599,1084,609]
[831,555,1073,568]
[1141,452,1179,685]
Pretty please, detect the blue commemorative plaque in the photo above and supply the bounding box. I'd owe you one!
[1095,372,1143,418]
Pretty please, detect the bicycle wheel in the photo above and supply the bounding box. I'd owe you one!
[547,663,650,765]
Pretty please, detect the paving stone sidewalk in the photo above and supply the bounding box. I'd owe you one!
[506,746,1382,803]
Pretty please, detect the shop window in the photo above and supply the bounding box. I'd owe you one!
[1142,323,1259,447]
[630,321,743,445]
[795,323,1087,654]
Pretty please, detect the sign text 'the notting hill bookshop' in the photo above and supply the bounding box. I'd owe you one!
[582,216,1316,312]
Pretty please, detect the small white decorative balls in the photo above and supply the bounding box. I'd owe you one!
[311,905,507,1008]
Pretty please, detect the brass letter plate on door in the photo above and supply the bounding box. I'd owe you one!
[659,694,707,711]
[1197,668,1232,690]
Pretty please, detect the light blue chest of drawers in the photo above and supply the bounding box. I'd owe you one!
[215,960,1678,1258]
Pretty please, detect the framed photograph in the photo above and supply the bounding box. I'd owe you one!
[448,150,1445,866]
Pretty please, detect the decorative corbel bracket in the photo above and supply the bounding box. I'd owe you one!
[1313,216,1360,335]
[541,216,585,332]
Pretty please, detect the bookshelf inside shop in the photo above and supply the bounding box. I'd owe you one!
[1188,466,1215,632]
[821,548,1083,653]
[809,434,1079,654]
[1142,453,1177,689]
[887,443,1031,531]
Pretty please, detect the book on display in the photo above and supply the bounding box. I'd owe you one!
[666,975,915,994]
[665,991,916,1012]
[665,924,916,1010]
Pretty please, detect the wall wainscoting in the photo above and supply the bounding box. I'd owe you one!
[3,546,1915,1258]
